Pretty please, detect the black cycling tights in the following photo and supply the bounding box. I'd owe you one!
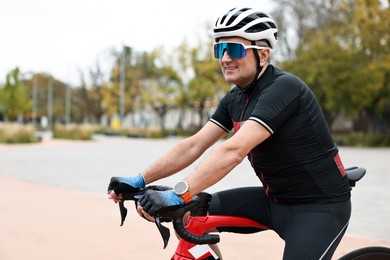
[208,186,351,260]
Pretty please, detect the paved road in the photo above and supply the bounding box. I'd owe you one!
[0,135,389,241]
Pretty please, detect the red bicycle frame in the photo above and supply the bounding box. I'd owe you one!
[172,215,269,260]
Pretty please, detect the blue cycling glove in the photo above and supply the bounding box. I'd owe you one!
[108,173,146,195]
[139,190,184,216]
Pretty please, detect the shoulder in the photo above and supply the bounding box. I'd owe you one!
[220,86,241,104]
[273,67,305,87]
[265,66,309,95]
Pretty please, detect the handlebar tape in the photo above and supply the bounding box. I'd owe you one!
[172,217,220,244]
[169,198,221,245]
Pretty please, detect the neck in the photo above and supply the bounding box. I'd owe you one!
[239,63,268,90]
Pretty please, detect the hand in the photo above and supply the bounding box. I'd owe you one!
[138,190,184,216]
[107,173,145,201]
[136,201,155,222]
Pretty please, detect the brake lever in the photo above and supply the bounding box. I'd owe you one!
[152,199,201,249]
[118,197,174,248]
[119,201,128,226]
[117,191,142,226]
[114,185,184,248]
[155,217,171,249]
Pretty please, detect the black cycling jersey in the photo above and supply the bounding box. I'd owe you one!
[210,65,351,204]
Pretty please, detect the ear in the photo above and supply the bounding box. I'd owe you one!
[260,49,271,65]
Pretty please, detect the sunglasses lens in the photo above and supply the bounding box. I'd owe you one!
[214,42,246,59]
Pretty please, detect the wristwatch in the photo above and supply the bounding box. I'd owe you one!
[173,181,192,203]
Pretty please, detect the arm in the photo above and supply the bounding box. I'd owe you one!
[142,121,227,184]
[136,120,270,218]
[185,120,271,196]
[108,121,225,204]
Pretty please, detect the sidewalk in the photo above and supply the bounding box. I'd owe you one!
[0,175,388,260]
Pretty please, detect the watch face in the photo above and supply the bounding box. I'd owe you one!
[174,181,188,195]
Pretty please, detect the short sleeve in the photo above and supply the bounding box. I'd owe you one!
[210,94,234,133]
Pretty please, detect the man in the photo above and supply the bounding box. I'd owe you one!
[108,7,351,260]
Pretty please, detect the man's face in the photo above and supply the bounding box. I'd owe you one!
[217,37,260,88]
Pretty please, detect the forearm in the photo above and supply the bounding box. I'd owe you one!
[142,137,206,184]
[185,142,245,196]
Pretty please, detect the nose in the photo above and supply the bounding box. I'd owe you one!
[221,50,232,61]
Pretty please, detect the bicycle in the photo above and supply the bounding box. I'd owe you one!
[115,166,390,260]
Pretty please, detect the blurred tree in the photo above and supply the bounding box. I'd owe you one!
[101,45,143,126]
[172,41,193,130]
[187,39,227,129]
[271,0,341,62]
[141,48,183,133]
[24,73,67,125]
[350,0,390,133]
[100,81,119,122]
[86,61,105,124]
[0,67,31,121]
[71,69,90,123]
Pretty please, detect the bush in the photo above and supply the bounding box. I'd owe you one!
[333,132,390,147]
[145,129,168,139]
[0,123,39,144]
[364,133,390,147]
[174,128,197,137]
[53,124,97,140]
[101,128,169,139]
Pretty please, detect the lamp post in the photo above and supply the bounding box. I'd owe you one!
[65,83,71,124]
[119,47,126,128]
[32,75,38,126]
[47,75,53,129]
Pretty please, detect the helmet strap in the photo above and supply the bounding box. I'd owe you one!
[249,41,263,86]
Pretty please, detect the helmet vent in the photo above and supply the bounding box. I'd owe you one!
[225,8,250,26]
[245,21,276,33]
[219,7,236,25]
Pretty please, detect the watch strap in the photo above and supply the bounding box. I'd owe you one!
[179,190,192,203]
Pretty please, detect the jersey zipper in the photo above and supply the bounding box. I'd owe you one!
[239,93,249,123]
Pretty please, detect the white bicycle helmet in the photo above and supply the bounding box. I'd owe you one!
[213,7,278,49]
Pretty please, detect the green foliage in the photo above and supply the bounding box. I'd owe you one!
[0,68,31,121]
[0,123,38,144]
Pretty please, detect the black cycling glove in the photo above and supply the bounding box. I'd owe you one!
[108,173,145,195]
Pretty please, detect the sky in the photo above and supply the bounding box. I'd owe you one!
[0,0,274,85]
